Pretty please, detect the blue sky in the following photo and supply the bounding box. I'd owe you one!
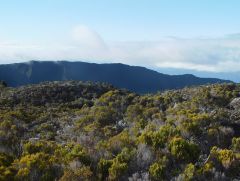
[1,0,240,78]
[1,0,239,41]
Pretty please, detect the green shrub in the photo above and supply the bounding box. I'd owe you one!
[97,159,113,180]
[108,148,134,180]
[232,137,240,152]
[168,137,200,162]
[181,163,196,181]
[149,156,168,180]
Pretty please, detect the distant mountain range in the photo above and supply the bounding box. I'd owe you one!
[156,67,240,83]
[0,61,231,93]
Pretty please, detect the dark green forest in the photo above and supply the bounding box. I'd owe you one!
[0,81,240,180]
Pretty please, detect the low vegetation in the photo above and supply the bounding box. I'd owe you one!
[0,81,240,180]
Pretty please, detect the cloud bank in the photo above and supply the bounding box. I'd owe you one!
[0,25,240,73]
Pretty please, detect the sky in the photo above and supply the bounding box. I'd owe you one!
[1,0,240,79]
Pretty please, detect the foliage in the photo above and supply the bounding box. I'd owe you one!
[13,152,61,181]
[168,137,200,162]
[0,81,240,180]
[97,159,113,180]
[149,156,168,180]
[108,148,135,180]
[232,137,240,152]
[59,166,93,181]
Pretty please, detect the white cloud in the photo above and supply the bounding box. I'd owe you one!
[107,38,240,72]
[71,25,107,51]
[1,25,240,73]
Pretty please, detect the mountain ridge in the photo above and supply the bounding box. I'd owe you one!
[0,60,231,93]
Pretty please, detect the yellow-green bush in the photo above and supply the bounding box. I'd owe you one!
[168,137,200,162]
[149,156,168,180]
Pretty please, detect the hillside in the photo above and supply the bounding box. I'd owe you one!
[0,61,231,93]
[0,81,240,180]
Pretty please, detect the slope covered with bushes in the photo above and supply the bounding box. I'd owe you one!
[0,81,240,180]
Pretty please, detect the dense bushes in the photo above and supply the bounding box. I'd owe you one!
[0,82,240,180]
[139,125,180,149]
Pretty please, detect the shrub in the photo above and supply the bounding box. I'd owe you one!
[65,144,91,166]
[14,152,61,181]
[23,141,57,155]
[210,147,235,169]
[108,148,134,180]
[218,149,235,168]
[59,166,93,181]
[97,159,113,180]
[181,163,196,181]
[149,156,168,180]
[139,125,180,149]
[232,137,240,152]
[168,137,200,162]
